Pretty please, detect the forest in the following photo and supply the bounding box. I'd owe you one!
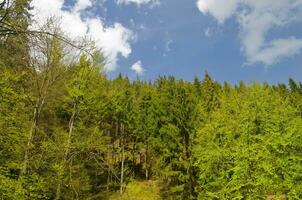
[1,0,302,199]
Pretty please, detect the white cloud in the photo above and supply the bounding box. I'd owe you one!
[31,0,135,71]
[74,0,93,12]
[88,19,134,71]
[116,0,160,6]
[130,60,144,75]
[250,37,302,66]
[196,0,302,66]
[197,0,238,24]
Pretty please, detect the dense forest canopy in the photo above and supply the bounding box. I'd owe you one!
[1,1,302,199]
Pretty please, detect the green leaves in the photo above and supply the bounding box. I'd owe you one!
[3,31,302,200]
[194,83,302,199]
[0,68,29,169]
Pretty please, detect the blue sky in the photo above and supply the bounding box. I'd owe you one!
[32,0,302,84]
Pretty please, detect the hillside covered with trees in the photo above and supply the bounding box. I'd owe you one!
[1,0,302,199]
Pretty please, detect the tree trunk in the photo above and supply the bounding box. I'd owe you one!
[182,131,194,200]
[55,103,76,200]
[21,96,45,175]
[22,58,52,175]
[145,142,149,180]
[21,105,37,175]
[120,123,125,194]
[107,128,112,190]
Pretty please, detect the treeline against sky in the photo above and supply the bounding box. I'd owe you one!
[1,1,302,199]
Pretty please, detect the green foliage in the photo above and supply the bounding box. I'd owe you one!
[1,3,302,199]
[0,168,26,200]
[0,0,32,69]
[109,180,162,200]
[3,56,302,199]
[0,168,50,200]
[194,83,302,199]
[0,68,29,170]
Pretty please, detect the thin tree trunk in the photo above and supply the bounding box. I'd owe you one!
[107,128,112,190]
[21,96,45,175]
[182,131,189,199]
[22,60,51,175]
[21,105,37,175]
[56,103,76,200]
[145,142,149,180]
[132,143,135,170]
[120,123,125,194]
